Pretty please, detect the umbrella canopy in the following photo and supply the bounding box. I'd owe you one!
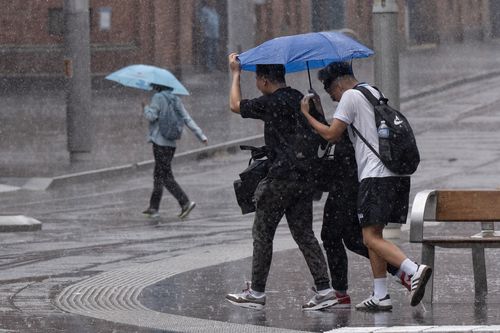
[238,31,373,73]
[105,64,189,95]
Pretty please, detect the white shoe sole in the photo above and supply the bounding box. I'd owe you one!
[226,298,264,310]
[302,299,336,311]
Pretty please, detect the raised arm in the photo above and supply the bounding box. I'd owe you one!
[228,53,242,114]
[143,94,161,122]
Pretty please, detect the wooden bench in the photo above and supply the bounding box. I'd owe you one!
[409,189,500,303]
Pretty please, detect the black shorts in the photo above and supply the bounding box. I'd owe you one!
[357,176,410,227]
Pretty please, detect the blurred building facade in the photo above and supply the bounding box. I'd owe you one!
[0,0,498,78]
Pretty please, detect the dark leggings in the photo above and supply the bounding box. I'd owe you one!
[321,184,398,291]
[149,143,189,210]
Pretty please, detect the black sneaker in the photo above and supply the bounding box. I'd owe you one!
[142,208,159,218]
[179,201,196,219]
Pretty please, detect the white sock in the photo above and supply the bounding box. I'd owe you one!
[317,288,333,296]
[373,278,388,299]
[400,258,418,276]
[395,269,403,279]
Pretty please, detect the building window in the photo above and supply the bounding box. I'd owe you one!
[48,8,64,36]
[98,7,111,31]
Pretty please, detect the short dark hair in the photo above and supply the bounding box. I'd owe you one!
[256,64,286,84]
[318,61,354,90]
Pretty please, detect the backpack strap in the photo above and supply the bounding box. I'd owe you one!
[350,124,382,161]
[160,91,182,115]
[354,85,389,106]
[350,85,384,161]
[240,145,268,160]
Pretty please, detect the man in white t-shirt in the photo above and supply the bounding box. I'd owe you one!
[300,61,432,311]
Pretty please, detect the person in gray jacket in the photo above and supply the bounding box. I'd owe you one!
[142,84,208,219]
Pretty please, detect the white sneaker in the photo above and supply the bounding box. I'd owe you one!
[355,294,392,312]
[302,287,336,311]
[225,282,266,310]
[410,264,433,306]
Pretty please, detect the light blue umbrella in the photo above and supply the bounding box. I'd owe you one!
[238,31,374,88]
[105,64,189,95]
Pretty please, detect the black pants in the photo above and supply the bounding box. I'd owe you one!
[321,182,398,291]
[251,178,330,293]
[149,143,189,210]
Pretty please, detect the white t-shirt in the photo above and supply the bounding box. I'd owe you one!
[333,83,397,181]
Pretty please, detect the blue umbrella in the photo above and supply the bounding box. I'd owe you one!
[105,64,189,95]
[238,31,373,88]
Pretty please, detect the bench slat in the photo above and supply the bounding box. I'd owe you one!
[423,237,500,244]
[436,190,500,221]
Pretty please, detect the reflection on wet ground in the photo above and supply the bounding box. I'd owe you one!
[0,313,172,333]
[141,248,500,332]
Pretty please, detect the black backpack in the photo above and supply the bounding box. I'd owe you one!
[290,101,338,192]
[352,86,420,175]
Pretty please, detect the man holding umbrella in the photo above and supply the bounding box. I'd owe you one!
[225,53,335,311]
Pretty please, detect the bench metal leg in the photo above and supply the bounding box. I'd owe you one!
[421,243,435,303]
[471,247,487,301]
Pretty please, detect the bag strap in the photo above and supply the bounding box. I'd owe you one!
[160,91,182,117]
[350,84,384,161]
[240,145,268,160]
[240,145,258,152]
[354,85,388,106]
[350,124,382,161]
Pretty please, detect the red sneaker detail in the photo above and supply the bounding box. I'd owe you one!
[334,292,351,307]
[400,272,411,292]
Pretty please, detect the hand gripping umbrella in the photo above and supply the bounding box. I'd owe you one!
[105,64,189,95]
[238,31,374,89]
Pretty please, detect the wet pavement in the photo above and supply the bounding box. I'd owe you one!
[0,40,500,332]
[142,248,500,331]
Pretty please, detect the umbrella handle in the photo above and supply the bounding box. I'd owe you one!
[306,61,312,90]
